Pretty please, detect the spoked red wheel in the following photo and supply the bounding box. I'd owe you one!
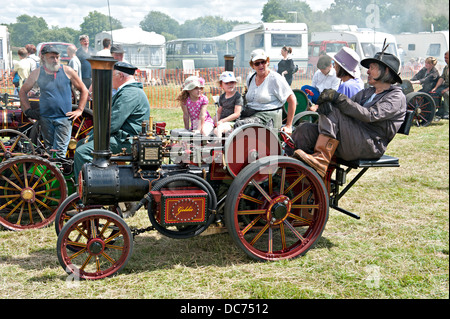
[54,192,122,236]
[224,156,329,261]
[406,92,436,127]
[0,129,36,162]
[0,155,67,230]
[57,209,133,280]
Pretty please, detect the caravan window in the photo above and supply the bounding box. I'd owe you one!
[271,34,302,47]
[202,44,214,54]
[408,44,416,51]
[150,48,163,66]
[427,44,441,57]
[186,43,199,55]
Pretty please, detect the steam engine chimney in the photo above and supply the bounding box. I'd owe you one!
[88,57,117,168]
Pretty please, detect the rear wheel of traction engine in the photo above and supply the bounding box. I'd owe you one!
[54,192,122,236]
[0,129,36,162]
[224,156,329,261]
[148,174,217,239]
[406,92,436,127]
[57,209,133,280]
[0,155,67,231]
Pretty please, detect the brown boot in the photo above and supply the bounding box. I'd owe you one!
[293,134,339,177]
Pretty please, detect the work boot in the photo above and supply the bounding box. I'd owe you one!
[293,134,339,177]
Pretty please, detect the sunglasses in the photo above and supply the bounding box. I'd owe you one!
[253,60,267,67]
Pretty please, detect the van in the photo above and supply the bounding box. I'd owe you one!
[308,40,348,69]
[36,42,74,64]
[215,22,308,70]
[395,31,449,73]
[311,28,398,64]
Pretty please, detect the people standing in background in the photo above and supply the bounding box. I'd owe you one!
[277,46,296,86]
[67,45,82,79]
[97,38,112,56]
[110,44,128,63]
[25,44,39,71]
[13,48,32,93]
[76,35,96,89]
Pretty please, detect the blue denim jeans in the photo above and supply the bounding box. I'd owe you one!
[39,116,72,158]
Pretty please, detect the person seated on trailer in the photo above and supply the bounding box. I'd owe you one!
[410,56,440,93]
[73,61,150,179]
[430,51,449,120]
[302,54,341,104]
[291,48,406,178]
[234,49,296,134]
[176,75,215,136]
[213,71,243,137]
[328,46,364,99]
[19,45,88,158]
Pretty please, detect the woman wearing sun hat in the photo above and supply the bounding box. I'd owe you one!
[236,49,296,133]
[329,46,364,98]
[291,49,406,178]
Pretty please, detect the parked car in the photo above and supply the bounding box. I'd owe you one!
[36,42,74,64]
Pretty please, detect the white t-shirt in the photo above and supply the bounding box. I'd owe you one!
[311,67,341,93]
[245,70,293,111]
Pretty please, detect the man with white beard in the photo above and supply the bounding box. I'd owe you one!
[19,45,88,158]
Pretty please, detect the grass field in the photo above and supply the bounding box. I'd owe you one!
[0,114,448,300]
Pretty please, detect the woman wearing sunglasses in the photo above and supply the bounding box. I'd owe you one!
[235,49,296,134]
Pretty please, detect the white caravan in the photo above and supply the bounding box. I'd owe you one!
[215,22,308,70]
[0,25,12,72]
[95,27,166,70]
[395,31,448,72]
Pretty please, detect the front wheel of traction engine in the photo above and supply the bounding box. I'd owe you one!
[0,155,67,230]
[224,156,329,261]
[57,209,133,280]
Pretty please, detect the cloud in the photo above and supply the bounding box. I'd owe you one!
[0,0,334,29]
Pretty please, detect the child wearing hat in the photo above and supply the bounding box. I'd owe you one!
[214,71,243,136]
[176,76,214,135]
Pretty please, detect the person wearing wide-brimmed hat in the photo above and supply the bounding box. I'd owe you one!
[329,47,364,98]
[291,50,406,178]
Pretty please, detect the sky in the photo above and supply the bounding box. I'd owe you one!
[0,0,335,30]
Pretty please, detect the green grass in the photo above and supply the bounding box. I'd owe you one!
[0,117,448,299]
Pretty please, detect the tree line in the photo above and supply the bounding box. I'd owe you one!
[3,0,448,48]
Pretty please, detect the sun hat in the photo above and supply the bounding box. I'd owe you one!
[361,52,403,84]
[219,71,237,83]
[250,49,268,62]
[328,47,360,78]
[183,76,205,91]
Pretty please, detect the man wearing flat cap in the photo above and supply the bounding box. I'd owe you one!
[73,61,150,178]
[19,45,88,158]
[291,50,406,178]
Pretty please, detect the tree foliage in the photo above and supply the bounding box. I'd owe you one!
[5,0,448,50]
[140,11,180,39]
[79,11,122,46]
